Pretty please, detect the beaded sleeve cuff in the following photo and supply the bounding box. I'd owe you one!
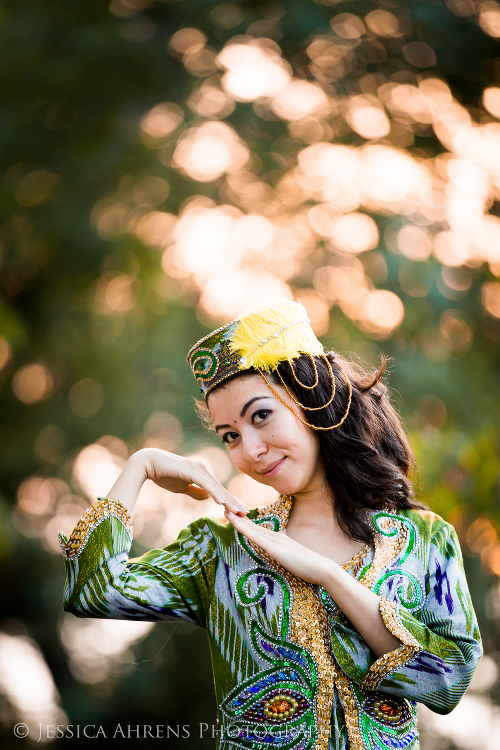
[360,598,421,692]
[58,496,133,560]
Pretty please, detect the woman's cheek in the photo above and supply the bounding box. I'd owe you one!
[230,449,249,475]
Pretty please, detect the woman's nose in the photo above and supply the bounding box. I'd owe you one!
[241,433,267,463]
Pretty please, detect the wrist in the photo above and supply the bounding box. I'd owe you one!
[126,448,154,481]
[317,558,341,590]
[105,452,149,516]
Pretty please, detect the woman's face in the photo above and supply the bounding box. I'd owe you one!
[207,373,326,497]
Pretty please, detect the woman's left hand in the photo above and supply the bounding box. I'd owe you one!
[225,510,403,658]
[224,509,335,587]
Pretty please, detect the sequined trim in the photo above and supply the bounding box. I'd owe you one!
[58,496,133,560]
[334,676,364,750]
[203,365,242,395]
[359,513,408,590]
[249,499,418,750]
[360,599,421,692]
[363,692,412,726]
[250,496,339,750]
[342,543,372,577]
[186,319,238,359]
[186,320,242,396]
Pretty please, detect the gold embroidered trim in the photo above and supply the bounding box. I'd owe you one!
[58,496,133,560]
[343,543,372,577]
[359,513,408,590]
[334,676,364,750]
[361,598,421,692]
[252,495,337,750]
[253,498,412,750]
[379,598,421,650]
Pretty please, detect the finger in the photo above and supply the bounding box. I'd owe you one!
[224,510,275,543]
[223,493,249,515]
[183,485,211,501]
[152,470,242,511]
[217,489,248,514]
[193,468,249,515]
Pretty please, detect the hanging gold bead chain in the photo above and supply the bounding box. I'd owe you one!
[288,353,319,389]
[259,364,352,431]
[276,354,336,411]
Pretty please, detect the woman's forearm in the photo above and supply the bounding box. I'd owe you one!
[222,511,403,658]
[320,564,401,658]
[105,449,150,515]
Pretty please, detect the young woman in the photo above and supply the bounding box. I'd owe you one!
[59,299,482,750]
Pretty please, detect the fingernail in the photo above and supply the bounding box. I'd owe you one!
[241,504,249,512]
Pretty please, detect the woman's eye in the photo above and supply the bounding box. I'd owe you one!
[222,431,239,445]
[253,409,271,424]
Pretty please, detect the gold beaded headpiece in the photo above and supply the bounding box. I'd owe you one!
[187,298,351,430]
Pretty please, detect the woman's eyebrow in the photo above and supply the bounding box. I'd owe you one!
[215,396,272,432]
[240,395,271,417]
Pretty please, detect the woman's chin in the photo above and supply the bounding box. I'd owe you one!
[249,462,306,495]
[259,474,303,496]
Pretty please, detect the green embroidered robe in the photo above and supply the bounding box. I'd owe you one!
[59,494,482,750]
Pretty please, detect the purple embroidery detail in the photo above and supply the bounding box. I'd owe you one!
[434,559,454,615]
[405,652,453,676]
[256,576,272,614]
[260,639,309,669]
[224,562,233,599]
[380,729,417,748]
[257,574,275,596]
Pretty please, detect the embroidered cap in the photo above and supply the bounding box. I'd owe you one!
[186,298,323,397]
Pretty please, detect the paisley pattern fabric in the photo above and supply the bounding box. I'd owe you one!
[60,495,482,750]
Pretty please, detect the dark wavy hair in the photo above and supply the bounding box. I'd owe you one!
[197,351,427,544]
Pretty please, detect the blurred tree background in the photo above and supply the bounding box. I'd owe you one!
[1,0,500,747]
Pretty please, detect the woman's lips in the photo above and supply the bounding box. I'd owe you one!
[263,457,286,478]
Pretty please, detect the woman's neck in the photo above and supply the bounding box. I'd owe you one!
[284,487,368,562]
[286,481,337,529]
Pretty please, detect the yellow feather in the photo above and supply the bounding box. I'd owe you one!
[229,298,324,372]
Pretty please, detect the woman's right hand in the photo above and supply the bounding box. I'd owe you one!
[106,447,249,517]
[141,448,248,514]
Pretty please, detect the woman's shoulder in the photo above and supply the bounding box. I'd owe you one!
[391,506,459,547]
